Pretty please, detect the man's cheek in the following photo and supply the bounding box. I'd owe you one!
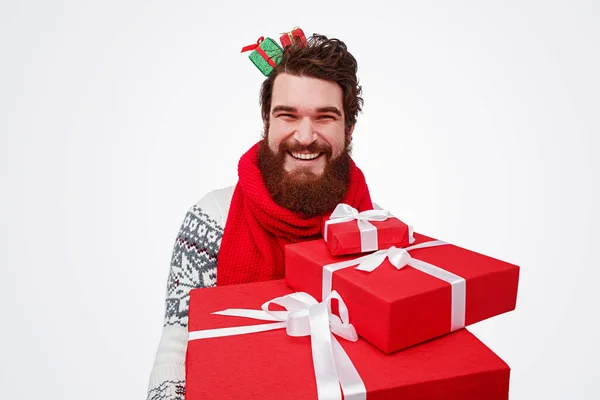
[268,137,281,154]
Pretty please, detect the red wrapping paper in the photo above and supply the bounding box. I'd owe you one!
[285,232,519,354]
[280,27,307,48]
[324,216,413,255]
[185,280,510,400]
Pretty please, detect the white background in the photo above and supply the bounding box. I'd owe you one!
[1,1,598,399]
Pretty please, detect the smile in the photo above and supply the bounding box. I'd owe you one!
[289,151,322,161]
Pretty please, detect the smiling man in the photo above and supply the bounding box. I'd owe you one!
[147,34,374,400]
[258,74,352,216]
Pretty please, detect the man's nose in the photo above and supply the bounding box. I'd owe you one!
[294,117,317,146]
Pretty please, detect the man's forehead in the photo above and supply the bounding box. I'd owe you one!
[271,73,343,109]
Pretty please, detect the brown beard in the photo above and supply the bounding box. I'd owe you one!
[258,137,351,217]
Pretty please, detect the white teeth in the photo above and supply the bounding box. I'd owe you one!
[291,152,320,160]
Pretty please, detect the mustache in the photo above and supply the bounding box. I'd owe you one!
[279,140,333,156]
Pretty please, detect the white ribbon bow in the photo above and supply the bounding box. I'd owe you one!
[324,204,393,252]
[323,240,467,332]
[188,291,367,400]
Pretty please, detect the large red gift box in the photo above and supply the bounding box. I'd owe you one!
[323,214,413,256]
[285,232,520,354]
[185,279,511,400]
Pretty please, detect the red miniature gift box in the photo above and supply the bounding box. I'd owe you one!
[323,203,415,255]
[185,279,511,400]
[280,27,307,48]
[285,232,520,354]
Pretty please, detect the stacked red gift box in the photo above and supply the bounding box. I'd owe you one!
[185,203,520,399]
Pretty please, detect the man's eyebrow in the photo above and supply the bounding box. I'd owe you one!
[271,105,343,117]
[316,106,342,117]
[271,105,297,114]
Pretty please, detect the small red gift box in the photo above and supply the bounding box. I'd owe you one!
[280,27,307,48]
[186,279,511,400]
[323,204,414,255]
[285,232,520,354]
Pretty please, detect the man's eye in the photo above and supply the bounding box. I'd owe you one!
[279,114,296,119]
[318,115,335,120]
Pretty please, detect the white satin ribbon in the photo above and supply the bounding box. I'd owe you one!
[324,204,392,252]
[323,240,467,332]
[188,291,367,400]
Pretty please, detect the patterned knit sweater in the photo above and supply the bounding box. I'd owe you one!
[146,185,235,400]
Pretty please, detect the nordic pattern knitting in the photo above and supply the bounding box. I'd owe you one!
[147,380,186,400]
[165,205,222,327]
[147,203,224,400]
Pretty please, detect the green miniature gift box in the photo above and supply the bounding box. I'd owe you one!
[241,36,283,76]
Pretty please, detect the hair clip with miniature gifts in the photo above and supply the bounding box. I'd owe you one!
[241,27,307,76]
[241,36,283,77]
[279,26,307,48]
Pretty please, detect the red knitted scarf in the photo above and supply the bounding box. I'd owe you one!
[216,142,373,286]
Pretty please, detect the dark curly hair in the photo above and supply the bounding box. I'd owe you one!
[259,34,363,136]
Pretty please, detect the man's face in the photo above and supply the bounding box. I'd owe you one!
[258,73,354,217]
[267,74,350,175]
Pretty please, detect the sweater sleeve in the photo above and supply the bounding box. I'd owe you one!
[146,203,224,400]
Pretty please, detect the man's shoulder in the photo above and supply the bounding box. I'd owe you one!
[191,185,235,229]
